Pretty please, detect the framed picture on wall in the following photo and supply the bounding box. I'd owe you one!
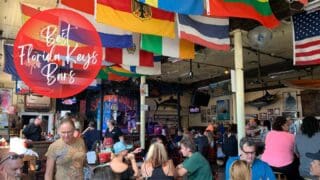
[274,108,280,116]
[267,109,274,115]
[201,110,207,123]
[211,105,216,114]
[207,108,211,115]
[259,112,268,120]
[283,92,297,111]
[0,89,12,113]
[216,99,230,120]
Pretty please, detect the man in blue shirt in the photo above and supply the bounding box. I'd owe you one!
[82,121,101,151]
[225,137,275,180]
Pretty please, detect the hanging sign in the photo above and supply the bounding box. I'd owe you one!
[14,9,102,98]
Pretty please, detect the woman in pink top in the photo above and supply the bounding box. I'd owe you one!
[261,116,302,180]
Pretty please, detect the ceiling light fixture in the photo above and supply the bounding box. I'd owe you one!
[224,68,230,75]
[267,69,296,78]
[248,60,258,65]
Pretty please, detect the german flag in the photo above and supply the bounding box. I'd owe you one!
[96,0,175,38]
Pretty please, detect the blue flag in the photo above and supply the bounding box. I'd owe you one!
[4,44,19,80]
[138,0,204,15]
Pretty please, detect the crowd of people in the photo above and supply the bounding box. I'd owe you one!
[42,116,214,180]
[2,114,320,180]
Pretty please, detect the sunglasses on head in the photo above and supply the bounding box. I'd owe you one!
[0,154,24,164]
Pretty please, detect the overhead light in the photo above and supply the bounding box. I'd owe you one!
[197,86,209,90]
[267,69,296,78]
[248,60,258,65]
[224,68,230,75]
[168,57,181,63]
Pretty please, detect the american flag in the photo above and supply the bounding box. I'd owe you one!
[293,10,320,66]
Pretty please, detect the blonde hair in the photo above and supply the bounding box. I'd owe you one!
[145,142,168,167]
[230,160,251,180]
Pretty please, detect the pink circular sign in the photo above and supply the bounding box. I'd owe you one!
[14,9,102,98]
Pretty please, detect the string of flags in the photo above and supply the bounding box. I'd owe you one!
[2,0,314,84]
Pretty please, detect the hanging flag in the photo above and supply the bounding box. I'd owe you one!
[20,2,41,22]
[137,0,204,15]
[292,10,320,66]
[177,15,230,51]
[141,34,195,59]
[105,34,154,67]
[58,1,133,48]
[20,2,101,69]
[3,44,19,80]
[97,65,141,81]
[107,66,141,78]
[121,58,161,75]
[21,2,132,48]
[20,0,57,24]
[60,0,93,14]
[21,0,56,7]
[96,0,175,38]
[299,0,308,6]
[16,80,31,94]
[97,67,130,81]
[206,0,279,28]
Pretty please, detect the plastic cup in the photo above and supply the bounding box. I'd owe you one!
[98,152,111,163]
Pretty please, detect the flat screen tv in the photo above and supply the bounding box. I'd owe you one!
[192,92,210,106]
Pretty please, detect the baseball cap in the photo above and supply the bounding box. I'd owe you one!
[306,150,320,160]
[113,141,133,155]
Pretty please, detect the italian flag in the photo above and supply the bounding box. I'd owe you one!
[206,0,279,28]
[141,34,195,59]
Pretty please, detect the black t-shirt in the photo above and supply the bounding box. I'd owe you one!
[105,127,123,143]
[22,123,42,141]
[83,129,102,151]
[93,165,134,180]
[222,133,238,157]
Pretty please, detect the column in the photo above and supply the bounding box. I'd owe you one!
[233,29,246,149]
[140,76,146,149]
